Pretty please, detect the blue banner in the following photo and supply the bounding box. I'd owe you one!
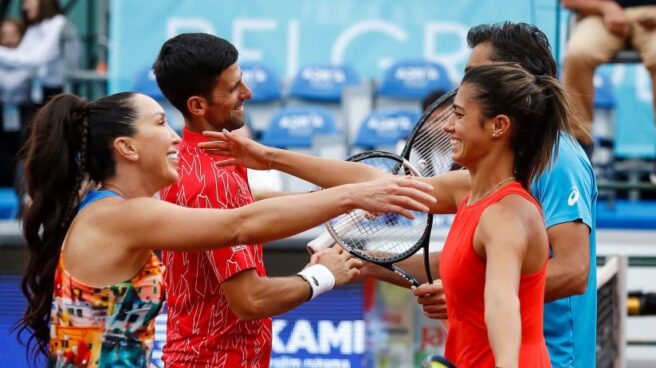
[270,285,365,368]
[151,285,364,368]
[108,0,654,152]
[109,0,560,93]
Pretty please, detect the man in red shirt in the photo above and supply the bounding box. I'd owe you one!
[152,33,346,367]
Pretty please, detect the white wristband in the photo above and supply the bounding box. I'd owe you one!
[297,264,336,300]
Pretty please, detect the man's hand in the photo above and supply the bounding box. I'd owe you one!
[601,1,630,38]
[310,246,363,287]
[637,14,656,30]
[307,248,329,267]
[412,281,447,319]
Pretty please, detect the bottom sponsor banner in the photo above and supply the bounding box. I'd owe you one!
[151,283,365,368]
[270,284,365,368]
[3,275,444,368]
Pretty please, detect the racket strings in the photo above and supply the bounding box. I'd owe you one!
[349,211,382,235]
[334,211,427,261]
[412,125,452,157]
[407,102,455,177]
[328,156,427,262]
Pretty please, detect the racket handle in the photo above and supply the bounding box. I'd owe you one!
[308,210,370,254]
[307,231,336,255]
[392,266,421,288]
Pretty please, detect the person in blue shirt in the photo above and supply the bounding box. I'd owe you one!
[531,133,598,368]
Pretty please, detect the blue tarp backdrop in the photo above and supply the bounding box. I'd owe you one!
[109,0,560,90]
[108,0,655,158]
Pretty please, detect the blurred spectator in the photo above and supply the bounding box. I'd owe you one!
[562,0,656,158]
[0,17,30,105]
[0,0,78,190]
[0,17,30,97]
[1,18,25,48]
[0,0,70,103]
[0,17,31,188]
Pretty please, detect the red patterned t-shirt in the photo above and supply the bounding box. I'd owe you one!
[160,127,271,368]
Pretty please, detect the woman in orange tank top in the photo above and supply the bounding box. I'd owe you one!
[421,63,578,367]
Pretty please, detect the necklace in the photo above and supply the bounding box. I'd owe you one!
[466,176,515,206]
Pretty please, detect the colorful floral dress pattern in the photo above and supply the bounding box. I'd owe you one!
[48,253,165,367]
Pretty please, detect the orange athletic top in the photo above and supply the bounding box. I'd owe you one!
[439,182,551,368]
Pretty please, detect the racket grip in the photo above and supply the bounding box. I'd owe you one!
[307,231,336,255]
[308,210,370,254]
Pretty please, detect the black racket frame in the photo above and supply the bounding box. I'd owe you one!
[327,150,432,287]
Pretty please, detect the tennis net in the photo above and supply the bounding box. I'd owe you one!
[596,256,627,368]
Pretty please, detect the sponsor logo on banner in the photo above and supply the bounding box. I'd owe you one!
[367,115,414,136]
[280,114,325,135]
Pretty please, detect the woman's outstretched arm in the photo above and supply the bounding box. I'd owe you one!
[105,176,437,251]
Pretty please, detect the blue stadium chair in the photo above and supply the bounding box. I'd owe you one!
[261,106,338,148]
[609,65,656,200]
[354,109,419,152]
[591,67,617,179]
[376,60,452,111]
[594,68,616,109]
[240,62,284,138]
[133,66,184,134]
[0,188,18,219]
[289,65,359,102]
[287,64,359,154]
[241,62,282,102]
[261,106,339,191]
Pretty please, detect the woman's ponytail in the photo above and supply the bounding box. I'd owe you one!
[16,94,91,360]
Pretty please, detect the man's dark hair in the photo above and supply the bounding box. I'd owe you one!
[153,33,238,117]
[421,89,447,112]
[466,22,557,78]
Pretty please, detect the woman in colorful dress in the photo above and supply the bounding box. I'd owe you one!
[199,63,576,367]
[14,92,436,367]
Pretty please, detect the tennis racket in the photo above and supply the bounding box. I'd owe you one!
[308,150,433,287]
[306,211,365,254]
[308,91,458,284]
[392,89,458,286]
[400,89,457,176]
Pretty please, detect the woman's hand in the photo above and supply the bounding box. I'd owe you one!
[412,281,447,319]
[200,129,273,170]
[346,176,436,219]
